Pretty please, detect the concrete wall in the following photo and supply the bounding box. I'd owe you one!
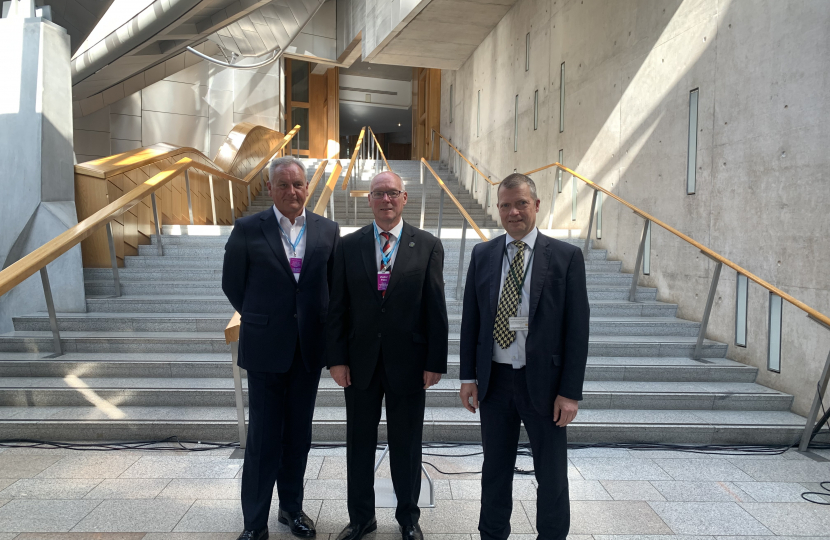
[73,53,283,163]
[291,0,337,60]
[336,0,365,59]
[440,0,830,415]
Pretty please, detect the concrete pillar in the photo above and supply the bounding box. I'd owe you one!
[0,3,85,333]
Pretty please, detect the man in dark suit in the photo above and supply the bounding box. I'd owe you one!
[459,173,590,540]
[223,156,340,540]
[326,171,448,540]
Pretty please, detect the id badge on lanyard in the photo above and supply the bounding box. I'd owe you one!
[279,221,307,274]
[504,242,534,332]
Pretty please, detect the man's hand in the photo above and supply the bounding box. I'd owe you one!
[553,395,578,427]
[423,371,442,389]
[330,365,351,388]
[460,383,479,413]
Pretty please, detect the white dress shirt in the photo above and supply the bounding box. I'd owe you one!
[461,227,537,383]
[273,205,307,282]
[373,219,404,270]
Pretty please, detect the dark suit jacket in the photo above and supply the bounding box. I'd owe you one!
[459,230,590,414]
[326,221,449,395]
[222,208,340,373]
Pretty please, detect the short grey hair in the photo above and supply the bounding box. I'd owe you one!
[268,156,307,181]
[497,173,538,201]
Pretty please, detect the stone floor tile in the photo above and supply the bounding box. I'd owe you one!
[449,479,535,500]
[71,499,195,532]
[647,501,772,535]
[142,534,246,539]
[649,481,753,502]
[119,456,241,479]
[799,482,830,503]
[0,455,62,479]
[0,499,102,532]
[36,454,140,479]
[0,478,101,499]
[567,500,672,535]
[728,458,830,482]
[0,480,13,492]
[433,479,452,500]
[172,498,322,533]
[305,456,324,479]
[85,479,171,499]
[157,478,241,500]
[14,534,146,539]
[304,479,347,499]
[652,459,754,482]
[739,502,830,536]
[0,534,19,540]
[568,448,631,458]
[734,481,816,502]
[600,481,666,501]
[317,457,348,480]
[570,458,672,481]
[567,480,612,501]
[567,466,583,481]
[593,536,714,540]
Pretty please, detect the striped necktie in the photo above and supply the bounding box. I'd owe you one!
[380,231,392,297]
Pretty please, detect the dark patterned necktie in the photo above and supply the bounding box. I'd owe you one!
[493,240,526,349]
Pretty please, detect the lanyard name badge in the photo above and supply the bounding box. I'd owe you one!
[279,221,306,274]
[505,242,534,332]
[374,224,400,291]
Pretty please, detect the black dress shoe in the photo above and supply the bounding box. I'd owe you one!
[335,518,378,540]
[278,508,316,538]
[400,523,423,540]
[236,528,268,540]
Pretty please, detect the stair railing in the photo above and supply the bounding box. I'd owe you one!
[520,160,830,452]
[304,160,330,208]
[432,129,500,212]
[0,127,301,357]
[367,126,392,174]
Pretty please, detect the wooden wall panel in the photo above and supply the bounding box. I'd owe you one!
[310,73,328,158]
[74,123,286,267]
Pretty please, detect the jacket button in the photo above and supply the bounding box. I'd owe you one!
[378,333,382,338]
[294,314,298,318]
[381,308,386,313]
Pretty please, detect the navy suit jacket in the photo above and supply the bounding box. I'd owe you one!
[459,230,590,414]
[222,208,340,373]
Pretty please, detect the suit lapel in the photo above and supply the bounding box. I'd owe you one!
[360,226,383,304]
[382,221,415,302]
[260,211,294,279]
[489,234,504,320]
[528,232,551,322]
[297,212,320,285]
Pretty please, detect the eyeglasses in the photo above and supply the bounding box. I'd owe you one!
[370,190,403,199]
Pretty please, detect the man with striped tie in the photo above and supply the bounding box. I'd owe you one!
[327,171,449,540]
[459,173,590,540]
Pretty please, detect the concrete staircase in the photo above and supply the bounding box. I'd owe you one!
[0,159,808,444]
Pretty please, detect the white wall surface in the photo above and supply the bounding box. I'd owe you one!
[441,0,830,415]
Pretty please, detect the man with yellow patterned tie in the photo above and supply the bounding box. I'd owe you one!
[459,173,590,540]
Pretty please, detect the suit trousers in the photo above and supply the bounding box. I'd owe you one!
[345,355,426,527]
[241,343,322,530]
[479,361,570,540]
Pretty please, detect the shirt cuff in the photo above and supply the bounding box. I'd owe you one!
[460,379,477,384]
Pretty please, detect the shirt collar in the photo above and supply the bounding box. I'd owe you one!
[374,219,404,239]
[273,205,306,227]
[505,227,538,250]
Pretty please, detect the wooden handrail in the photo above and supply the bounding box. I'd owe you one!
[313,162,344,215]
[305,160,330,206]
[240,125,301,186]
[523,162,830,329]
[432,130,497,186]
[421,159,486,241]
[341,127,366,190]
[0,159,192,297]
[0,126,304,299]
[367,127,392,172]
[225,312,241,344]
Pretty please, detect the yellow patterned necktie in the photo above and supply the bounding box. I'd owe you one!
[494,240,526,349]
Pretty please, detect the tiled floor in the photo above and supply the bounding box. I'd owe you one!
[0,445,828,539]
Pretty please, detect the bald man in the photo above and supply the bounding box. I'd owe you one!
[327,172,449,540]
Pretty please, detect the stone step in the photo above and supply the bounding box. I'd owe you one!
[0,406,809,444]
[0,331,728,357]
[0,353,758,382]
[12,313,697,336]
[0,377,792,411]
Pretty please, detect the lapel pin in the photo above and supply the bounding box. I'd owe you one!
[409,242,415,247]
